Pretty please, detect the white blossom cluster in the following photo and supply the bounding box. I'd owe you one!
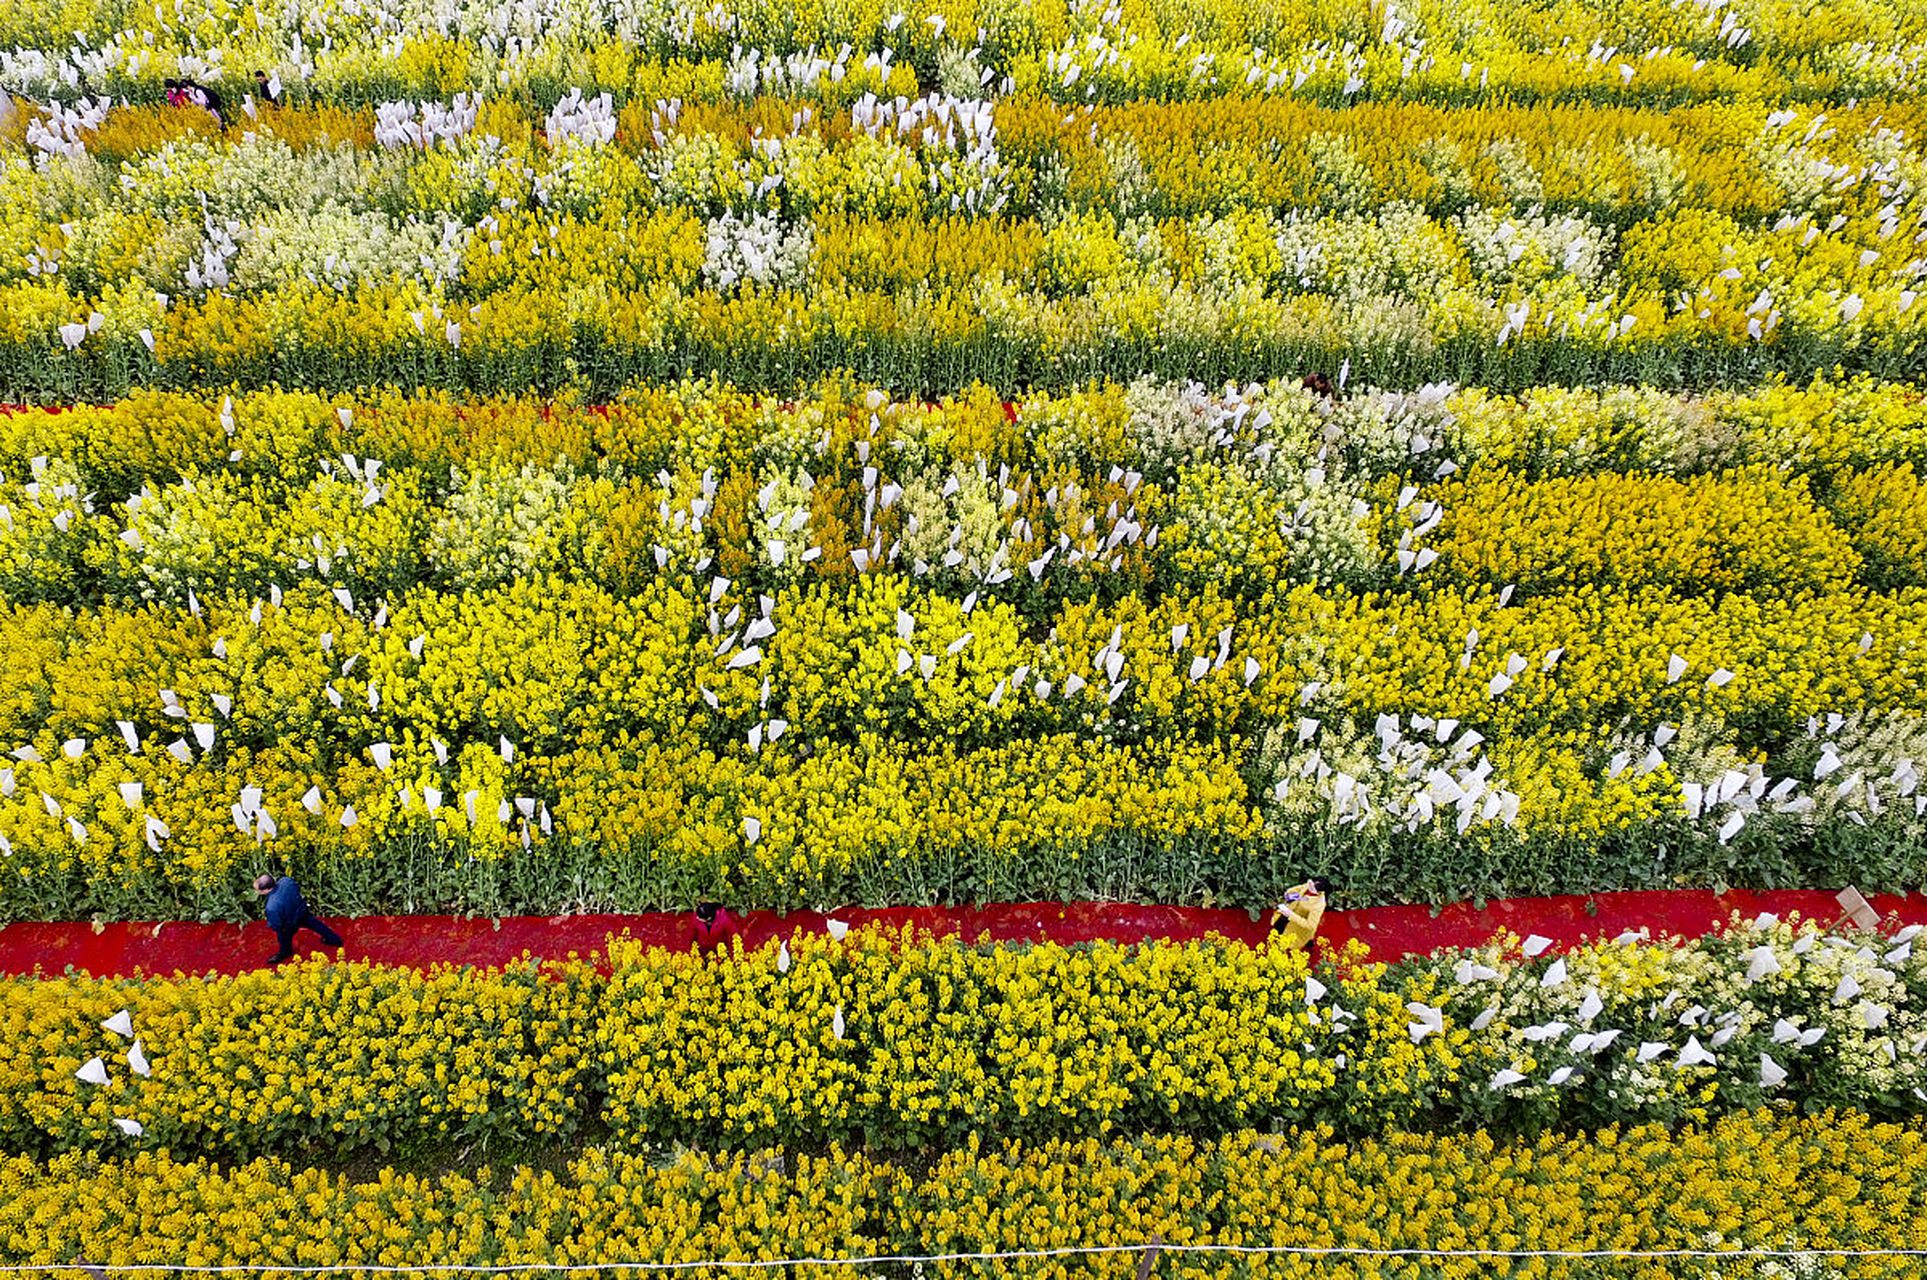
[723,43,860,98]
[1321,382,1463,478]
[24,96,111,159]
[892,465,1009,587]
[1277,468,1380,585]
[723,394,1160,598]
[543,89,616,148]
[185,215,243,292]
[851,92,1007,215]
[1421,916,1927,1112]
[428,463,575,589]
[1117,377,1325,479]
[1262,711,1523,834]
[230,208,470,293]
[113,137,374,224]
[646,465,723,568]
[1454,205,1615,290]
[374,94,479,149]
[747,467,821,578]
[1684,711,1927,843]
[1110,379,1383,584]
[0,457,94,600]
[1271,204,1456,298]
[701,210,812,292]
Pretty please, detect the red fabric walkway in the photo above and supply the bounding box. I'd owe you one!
[2,889,1923,978]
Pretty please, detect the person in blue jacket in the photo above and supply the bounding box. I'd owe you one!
[253,873,344,966]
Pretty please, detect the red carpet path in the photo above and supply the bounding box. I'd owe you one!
[2,889,1924,978]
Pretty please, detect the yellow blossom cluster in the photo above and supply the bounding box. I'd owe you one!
[1410,465,1863,595]
[0,956,601,1155]
[1828,463,1927,590]
[2,1110,1925,1273]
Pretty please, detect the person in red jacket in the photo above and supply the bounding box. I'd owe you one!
[692,901,738,955]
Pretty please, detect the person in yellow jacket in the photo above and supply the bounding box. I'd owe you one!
[1269,878,1332,950]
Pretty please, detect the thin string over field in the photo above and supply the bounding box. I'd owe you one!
[20,1242,1927,1272]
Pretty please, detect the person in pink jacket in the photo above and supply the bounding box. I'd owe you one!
[692,901,739,955]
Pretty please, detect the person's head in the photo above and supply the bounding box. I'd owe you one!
[1308,877,1333,896]
[164,79,179,90]
[694,900,721,924]
[253,873,277,895]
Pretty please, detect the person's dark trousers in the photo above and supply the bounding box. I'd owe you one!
[270,910,344,965]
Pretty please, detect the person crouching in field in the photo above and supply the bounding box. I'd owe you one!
[254,872,344,967]
[1270,878,1332,950]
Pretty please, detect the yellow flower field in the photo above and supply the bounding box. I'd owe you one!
[7,0,1927,1263]
[4,923,1922,1157]
[4,1110,1926,1276]
[5,379,1927,915]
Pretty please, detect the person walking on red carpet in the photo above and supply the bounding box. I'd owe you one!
[254,873,344,966]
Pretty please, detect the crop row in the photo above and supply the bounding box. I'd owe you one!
[7,96,1926,395]
[4,923,1923,1157]
[7,570,1927,914]
[7,0,1927,107]
[9,380,1927,495]
[8,428,1927,607]
[19,99,1923,226]
[10,382,1927,917]
[13,275,1923,400]
[9,1109,1924,1275]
